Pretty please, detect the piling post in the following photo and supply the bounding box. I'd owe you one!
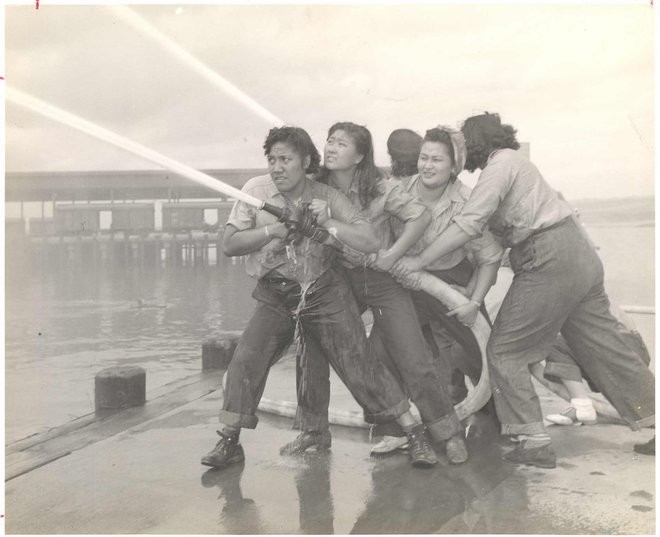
[124,231,130,265]
[95,366,146,411]
[131,241,139,264]
[202,234,209,266]
[155,237,162,269]
[169,236,176,266]
[216,238,223,268]
[58,233,65,268]
[138,236,145,269]
[202,333,242,370]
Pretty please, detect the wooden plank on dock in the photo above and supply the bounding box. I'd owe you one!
[5,373,222,482]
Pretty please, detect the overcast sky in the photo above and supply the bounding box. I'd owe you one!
[5,2,655,200]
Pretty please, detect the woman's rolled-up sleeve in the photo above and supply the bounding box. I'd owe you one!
[452,160,513,238]
[467,228,505,266]
[383,181,427,222]
[226,199,257,231]
[327,188,364,224]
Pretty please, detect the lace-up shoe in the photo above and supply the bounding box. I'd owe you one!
[406,425,437,468]
[201,430,245,469]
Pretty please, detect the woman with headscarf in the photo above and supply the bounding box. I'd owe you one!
[394,112,655,468]
[369,126,504,455]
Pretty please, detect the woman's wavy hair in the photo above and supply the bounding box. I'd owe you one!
[316,122,384,209]
[461,113,520,172]
[263,126,321,174]
[423,127,459,183]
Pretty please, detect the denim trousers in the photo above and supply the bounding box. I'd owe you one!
[544,329,652,388]
[295,265,461,442]
[489,218,655,435]
[219,266,409,429]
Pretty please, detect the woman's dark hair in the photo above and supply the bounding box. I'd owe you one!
[461,113,520,172]
[391,159,418,178]
[387,128,422,178]
[423,127,458,182]
[316,122,384,209]
[263,126,321,174]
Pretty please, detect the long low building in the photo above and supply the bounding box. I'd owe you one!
[5,168,265,202]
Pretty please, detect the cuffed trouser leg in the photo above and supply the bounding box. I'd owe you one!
[487,267,563,436]
[219,294,294,429]
[490,218,655,435]
[560,282,655,430]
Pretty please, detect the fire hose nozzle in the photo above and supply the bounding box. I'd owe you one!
[261,202,287,221]
[261,202,329,244]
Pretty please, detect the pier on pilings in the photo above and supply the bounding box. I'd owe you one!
[23,230,239,269]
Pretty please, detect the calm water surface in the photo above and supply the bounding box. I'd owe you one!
[5,225,654,443]
[5,253,255,443]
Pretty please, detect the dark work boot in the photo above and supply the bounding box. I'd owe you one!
[280,430,331,455]
[503,440,556,469]
[201,430,245,469]
[406,425,438,468]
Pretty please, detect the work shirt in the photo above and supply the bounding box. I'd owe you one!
[452,149,573,247]
[393,175,504,270]
[327,175,427,268]
[226,174,364,283]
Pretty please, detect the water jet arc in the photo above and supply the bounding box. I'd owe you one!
[5,86,285,219]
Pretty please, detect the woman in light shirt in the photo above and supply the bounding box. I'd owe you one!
[369,126,503,454]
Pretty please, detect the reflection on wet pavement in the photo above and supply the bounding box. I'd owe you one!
[202,463,266,534]
[351,413,523,534]
[296,454,335,534]
[5,390,654,534]
[198,411,536,534]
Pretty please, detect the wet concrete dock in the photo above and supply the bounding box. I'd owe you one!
[5,359,655,534]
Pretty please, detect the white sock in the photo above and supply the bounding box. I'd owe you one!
[571,398,597,422]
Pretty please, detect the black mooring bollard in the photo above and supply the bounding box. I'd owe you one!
[202,333,241,370]
[95,366,146,412]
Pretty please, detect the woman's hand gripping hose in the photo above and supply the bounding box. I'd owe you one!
[262,202,331,245]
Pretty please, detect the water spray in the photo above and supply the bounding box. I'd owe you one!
[110,5,284,127]
[5,86,285,220]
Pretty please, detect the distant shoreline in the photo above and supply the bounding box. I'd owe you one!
[584,221,654,228]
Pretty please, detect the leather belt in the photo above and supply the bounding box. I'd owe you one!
[530,216,571,237]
